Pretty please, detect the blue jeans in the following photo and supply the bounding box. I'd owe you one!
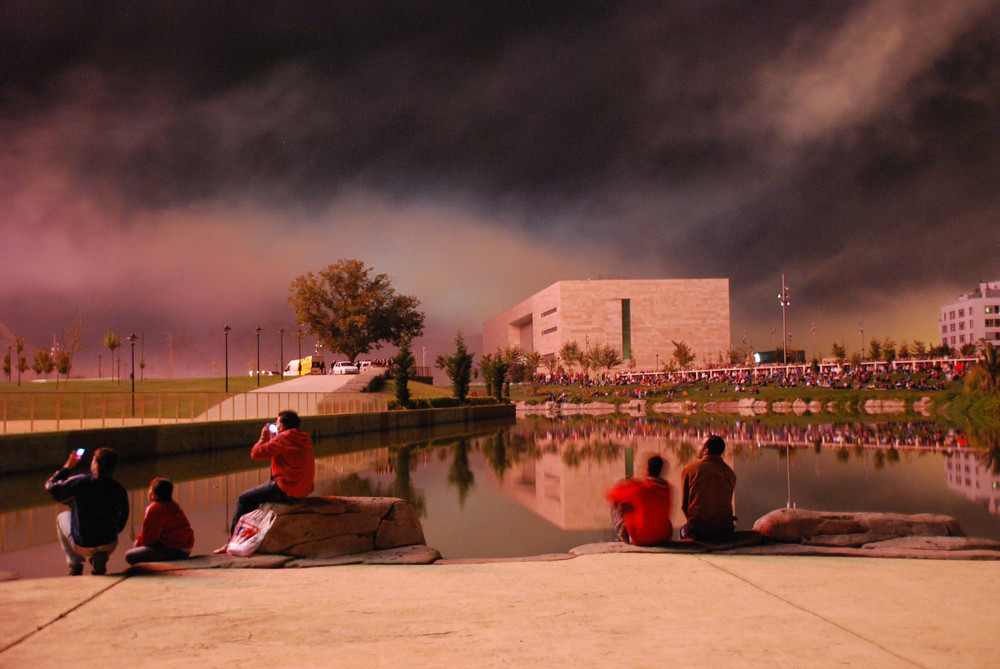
[230,480,295,533]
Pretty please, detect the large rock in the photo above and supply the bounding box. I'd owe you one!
[258,496,426,559]
[754,508,965,545]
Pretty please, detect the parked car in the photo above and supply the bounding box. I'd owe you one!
[331,361,360,375]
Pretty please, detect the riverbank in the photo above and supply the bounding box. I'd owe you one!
[0,403,515,477]
[3,552,998,667]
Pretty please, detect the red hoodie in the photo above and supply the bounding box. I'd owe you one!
[606,476,673,546]
[251,428,315,498]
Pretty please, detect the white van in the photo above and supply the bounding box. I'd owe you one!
[282,356,325,376]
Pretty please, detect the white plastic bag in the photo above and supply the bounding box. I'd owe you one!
[227,509,277,557]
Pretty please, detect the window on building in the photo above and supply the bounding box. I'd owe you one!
[541,327,557,335]
[959,308,965,317]
[987,306,998,314]
[541,307,557,317]
[950,324,956,332]
[951,336,957,344]
[621,299,632,360]
[959,322,965,330]
[951,311,956,319]
[960,335,966,343]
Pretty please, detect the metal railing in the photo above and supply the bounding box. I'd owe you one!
[0,392,388,435]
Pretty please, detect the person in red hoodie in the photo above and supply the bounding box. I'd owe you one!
[606,455,673,546]
[221,410,315,549]
[125,478,195,564]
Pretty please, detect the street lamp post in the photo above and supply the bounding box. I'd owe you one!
[811,323,816,363]
[859,321,865,360]
[224,325,231,393]
[128,333,137,417]
[778,274,790,364]
[255,326,262,387]
[296,329,303,360]
[278,328,285,380]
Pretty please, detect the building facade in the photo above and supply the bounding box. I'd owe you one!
[482,279,730,371]
[939,280,1000,348]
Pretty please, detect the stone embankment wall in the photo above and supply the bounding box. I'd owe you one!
[0,404,515,477]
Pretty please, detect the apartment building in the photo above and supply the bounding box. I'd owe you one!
[940,280,1000,348]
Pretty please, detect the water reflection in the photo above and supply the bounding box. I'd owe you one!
[3,417,1000,580]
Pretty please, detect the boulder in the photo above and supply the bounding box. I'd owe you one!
[754,508,965,544]
[258,496,426,559]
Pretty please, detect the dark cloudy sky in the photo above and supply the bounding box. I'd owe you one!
[2,1,999,377]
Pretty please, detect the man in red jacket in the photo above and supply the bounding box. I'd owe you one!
[606,455,673,546]
[220,410,315,548]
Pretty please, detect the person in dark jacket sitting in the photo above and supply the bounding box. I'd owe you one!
[45,447,129,575]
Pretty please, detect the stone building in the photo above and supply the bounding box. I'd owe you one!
[482,279,730,370]
[939,280,1000,348]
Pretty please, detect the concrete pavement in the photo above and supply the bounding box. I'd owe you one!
[2,552,999,668]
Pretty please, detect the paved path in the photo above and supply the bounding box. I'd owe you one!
[200,370,384,421]
[2,553,998,667]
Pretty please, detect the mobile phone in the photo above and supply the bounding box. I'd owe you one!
[267,423,278,434]
[75,448,86,458]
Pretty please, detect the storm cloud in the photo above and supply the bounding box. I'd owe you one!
[2,1,999,376]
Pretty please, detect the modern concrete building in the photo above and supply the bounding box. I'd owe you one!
[482,279,730,370]
[939,280,1000,348]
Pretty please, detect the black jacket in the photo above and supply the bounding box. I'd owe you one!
[46,469,129,547]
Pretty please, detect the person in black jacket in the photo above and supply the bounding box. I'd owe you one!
[45,447,129,575]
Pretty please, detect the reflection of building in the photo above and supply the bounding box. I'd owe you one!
[493,431,733,531]
[944,451,1000,513]
[940,280,1000,348]
[482,279,730,370]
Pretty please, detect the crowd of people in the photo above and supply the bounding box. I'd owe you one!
[534,358,971,398]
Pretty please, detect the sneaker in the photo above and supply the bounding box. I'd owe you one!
[69,563,84,576]
[89,552,108,575]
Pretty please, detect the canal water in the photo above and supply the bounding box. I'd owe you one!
[2,416,998,580]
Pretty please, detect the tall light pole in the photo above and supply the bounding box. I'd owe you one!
[128,333,137,417]
[296,328,303,360]
[859,321,865,360]
[224,325,231,393]
[278,328,285,380]
[778,274,790,364]
[255,326,262,387]
[811,323,816,363]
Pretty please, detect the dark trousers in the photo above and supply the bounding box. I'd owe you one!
[125,543,190,565]
[230,480,294,533]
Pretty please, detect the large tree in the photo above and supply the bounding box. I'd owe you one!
[288,260,425,363]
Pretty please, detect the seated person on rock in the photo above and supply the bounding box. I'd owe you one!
[606,455,673,546]
[218,409,315,552]
[680,435,737,541]
[126,478,195,565]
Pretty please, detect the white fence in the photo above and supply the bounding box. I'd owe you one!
[0,392,388,435]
